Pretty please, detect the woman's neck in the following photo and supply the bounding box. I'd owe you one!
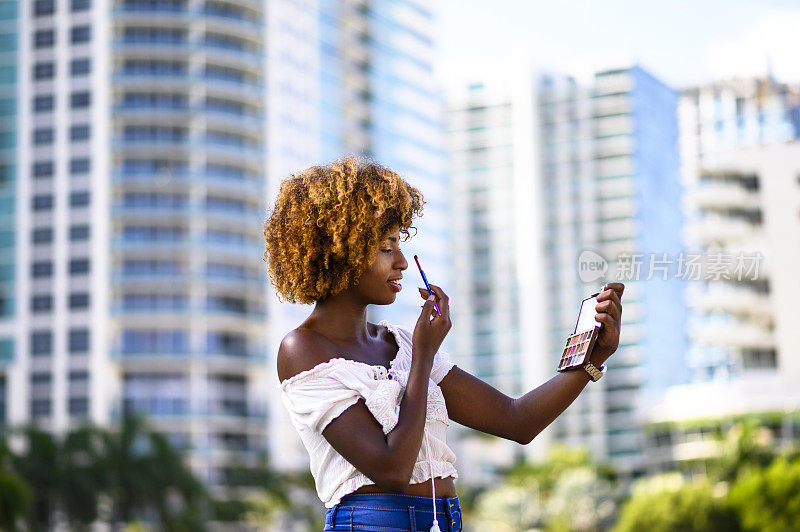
[307,294,374,344]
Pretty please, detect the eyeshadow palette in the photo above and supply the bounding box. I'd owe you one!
[557,293,602,372]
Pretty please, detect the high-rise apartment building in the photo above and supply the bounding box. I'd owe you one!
[678,77,800,381]
[647,142,800,472]
[447,65,686,481]
[643,77,800,472]
[3,0,270,487]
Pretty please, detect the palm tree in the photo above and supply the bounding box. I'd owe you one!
[60,426,110,529]
[0,436,31,532]
[9,426,61,531]
[103,415,208,529]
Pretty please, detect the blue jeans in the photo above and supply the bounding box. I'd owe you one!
[323,493,463,532]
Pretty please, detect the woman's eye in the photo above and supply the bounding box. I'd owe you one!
[381,249,393,254]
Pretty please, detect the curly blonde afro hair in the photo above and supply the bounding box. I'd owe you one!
[264,157,424,304]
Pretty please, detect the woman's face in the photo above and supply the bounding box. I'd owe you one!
[353,226,408,305]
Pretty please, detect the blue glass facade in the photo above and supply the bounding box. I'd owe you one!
[0,1,15,324]
[625,66,689,395]
[0,2,15,428]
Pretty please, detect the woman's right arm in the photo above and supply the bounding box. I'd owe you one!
[278,294,450,493]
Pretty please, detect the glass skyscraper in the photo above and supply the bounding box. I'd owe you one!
[447,65,686,480]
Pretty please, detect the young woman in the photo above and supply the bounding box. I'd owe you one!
[265,158,624,532]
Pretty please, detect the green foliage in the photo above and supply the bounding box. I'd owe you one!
[470,445,618,532]
[612,477,739,532]
[727,456,800,532]
[0,438,30,532]
[711,418,777,483]
[1,416,211,530]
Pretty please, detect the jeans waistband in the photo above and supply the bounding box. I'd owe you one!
[329,493,462,531]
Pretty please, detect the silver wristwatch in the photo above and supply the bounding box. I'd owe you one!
[582,361,607,382]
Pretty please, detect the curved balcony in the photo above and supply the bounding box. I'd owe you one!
[112,70,263,103]
[111,137,193,156]
[687,181,761,211]
[111,103,194,122]
[111,405,268,424]
[112,5,263,36]
[111,237,264,263]
[201,139,263,160]
[687,284,772,318]
[112,71,192,91]
[202,76,264,101]
[202,206,264,230]
[201,111,263,137]
[687,214,761,245]
[197,43,263,70]
[110,201,192,222]
[112,38,194,59]
[111,171,263,196]
[111,138,263,164]
[689,317,774,349]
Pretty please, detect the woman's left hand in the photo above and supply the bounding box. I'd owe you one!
[592,283,624,364]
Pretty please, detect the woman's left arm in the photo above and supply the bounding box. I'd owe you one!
[438,283,624,445]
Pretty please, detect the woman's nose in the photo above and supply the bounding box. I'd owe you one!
[396,251,408,270]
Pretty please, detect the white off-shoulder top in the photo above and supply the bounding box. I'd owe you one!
[278,320,458,508]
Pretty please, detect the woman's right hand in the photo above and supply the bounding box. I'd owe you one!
[413,284,451,363]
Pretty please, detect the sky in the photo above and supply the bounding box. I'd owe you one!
[436,0,800,90]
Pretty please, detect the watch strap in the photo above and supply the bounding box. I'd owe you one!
[583,361,607,382]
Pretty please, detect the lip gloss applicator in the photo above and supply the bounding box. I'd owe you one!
[414,255,442,317]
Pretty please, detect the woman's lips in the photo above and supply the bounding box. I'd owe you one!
[387,280,402,292]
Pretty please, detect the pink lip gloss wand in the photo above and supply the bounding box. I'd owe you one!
[414,255,442,317]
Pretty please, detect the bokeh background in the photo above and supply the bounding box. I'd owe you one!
[1,0,799,530]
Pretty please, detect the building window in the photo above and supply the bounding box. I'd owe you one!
[71,0,91,11]
[31,372,52,385]
[69,225,90,241]
[33,62,55,80]
[0,164,13,184]
[33,127,54,145]
[34,0,55,16]
[69,124,90,141]
[69,292,90,309]
[31,295,53,313]
[33,95,54,113]
[69,157,90,174]
[32,160,54,179]
[69,397,89,415]
[69,258,90,275]
[33,29,55,48]
[32,194,54,211]
[31,399,52,418]
[70,58,91,77]
[30,330,52,356]
[68,328,89,353]
[70,25,91,44]
[31,261,53,278]
[32,227,53,244]
[69,190,90,207]
[69,370,89,382]
[70,91,91,108]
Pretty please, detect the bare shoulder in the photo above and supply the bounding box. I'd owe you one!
[277,327,338,383]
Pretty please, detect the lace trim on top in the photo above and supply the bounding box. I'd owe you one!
[279,319,408,391]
